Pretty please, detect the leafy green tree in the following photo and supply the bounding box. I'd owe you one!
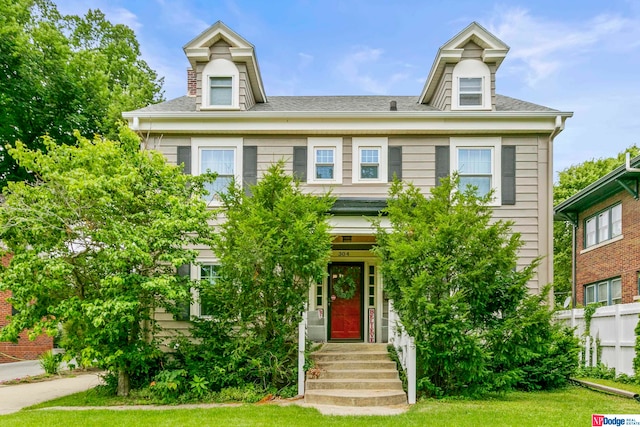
[0,127,213,396]
[553,146,640,305]
[374,176,577,396]
[0,0,163,187]
[176,162,334,391]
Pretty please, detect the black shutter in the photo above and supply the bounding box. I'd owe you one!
[243,146,258,194]
[501,145,516,205]
[435,146,450,186]
[177,146,191,174]
[293,146,307,182]
[388,146,402,181]
[175,264,191,321]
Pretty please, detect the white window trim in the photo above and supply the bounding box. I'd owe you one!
[450,137,501,206]
[307,137,343,184]
[192,137,243,205]
[582,203,622,249]
[451,59,492,111]
[200,59,240,110]
[190,260,219,319]
[352,137,388,184]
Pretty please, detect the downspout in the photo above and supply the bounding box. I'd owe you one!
[548,115,564,305]
[626,152,640,172]
[572,222,577,308]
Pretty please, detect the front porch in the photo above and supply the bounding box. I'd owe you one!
[307,236,390,344]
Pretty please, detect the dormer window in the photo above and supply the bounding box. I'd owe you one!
[459,77,482,106]
[201,59,240,110]
[209,77,233,106]
[451,59,491,110]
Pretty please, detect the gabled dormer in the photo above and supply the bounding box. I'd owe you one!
[418,22,509,111]
[183,21,267,111]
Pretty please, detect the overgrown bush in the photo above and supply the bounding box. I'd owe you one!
[374,176,579,397]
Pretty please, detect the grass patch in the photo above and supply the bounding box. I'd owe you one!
[4,386,640,426]
[575,377,640,395]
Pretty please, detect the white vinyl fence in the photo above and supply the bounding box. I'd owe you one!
[556,303,640,375]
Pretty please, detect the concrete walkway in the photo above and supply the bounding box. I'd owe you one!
[0,373,102,415]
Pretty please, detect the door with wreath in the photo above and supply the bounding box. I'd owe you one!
[328,263,363,340]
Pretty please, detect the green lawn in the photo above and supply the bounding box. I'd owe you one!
[2,386,639,426]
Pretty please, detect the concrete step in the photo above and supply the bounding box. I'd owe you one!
[311,369,399,380]
[305,389,407,407]
[306,378,403,391]
[320,343,388,352]
[310,351,391,362]
[314,360,397,370]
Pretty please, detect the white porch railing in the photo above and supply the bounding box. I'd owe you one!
[388,300,416,404]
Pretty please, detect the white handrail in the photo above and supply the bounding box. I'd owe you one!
[388,300,416,404]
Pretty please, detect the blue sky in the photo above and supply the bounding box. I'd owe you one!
[57,0,640,176]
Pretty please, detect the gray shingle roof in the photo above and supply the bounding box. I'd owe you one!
[131,94,557,113]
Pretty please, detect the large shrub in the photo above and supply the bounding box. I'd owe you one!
[374,176,578,397]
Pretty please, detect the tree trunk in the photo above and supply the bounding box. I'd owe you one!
[117,369,130,396]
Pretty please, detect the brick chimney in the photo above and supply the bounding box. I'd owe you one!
[187,68,196,97]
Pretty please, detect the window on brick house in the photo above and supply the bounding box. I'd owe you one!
[585,277,622,305]
[584,203,621,248]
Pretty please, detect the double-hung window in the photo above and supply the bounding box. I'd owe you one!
[307,137,342,184]
[192,138,243,203]
[315,149,335,179]
[209,77,232,106]
[199,265,219,317]
[585,278,622,305]
[458,148,492,196]
[352,137,388,184]
[459,77,483,106]
[451,137,501,204]
[584,204,622,248]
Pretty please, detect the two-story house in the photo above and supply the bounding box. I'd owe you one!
[123,21,571,344]
[554,155,640,307]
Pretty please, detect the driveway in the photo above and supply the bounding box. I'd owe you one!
[0,373,102,415]
[0,360,45,383]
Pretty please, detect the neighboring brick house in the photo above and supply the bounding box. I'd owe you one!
[0,254,54,363]
[554,155,640,307]
[123,21,571,343]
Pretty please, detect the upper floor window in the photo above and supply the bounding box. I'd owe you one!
[584,203,622,248]
[201,59,239,110]
[450,137,501,205]
[352,137,388,184]
[459,77,482,106]
[585,277,621,306]
[192,137,243,203]
[307,137,342,184]
[451,59,491,110]
[458,148,492,196]
[209,77,232,106]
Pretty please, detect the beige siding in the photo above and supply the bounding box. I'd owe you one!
[150,133,550,334]
[431,65,453,111]
[195,63,205,110]
[238,67,256,111]
[461,41,483,59]
[209,40,232,60]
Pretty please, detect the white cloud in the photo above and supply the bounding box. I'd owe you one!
[154,0,209,34]
[487,8,640,86]
[110,7,142,30]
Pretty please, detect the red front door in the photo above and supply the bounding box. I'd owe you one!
[329,263,363,340]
